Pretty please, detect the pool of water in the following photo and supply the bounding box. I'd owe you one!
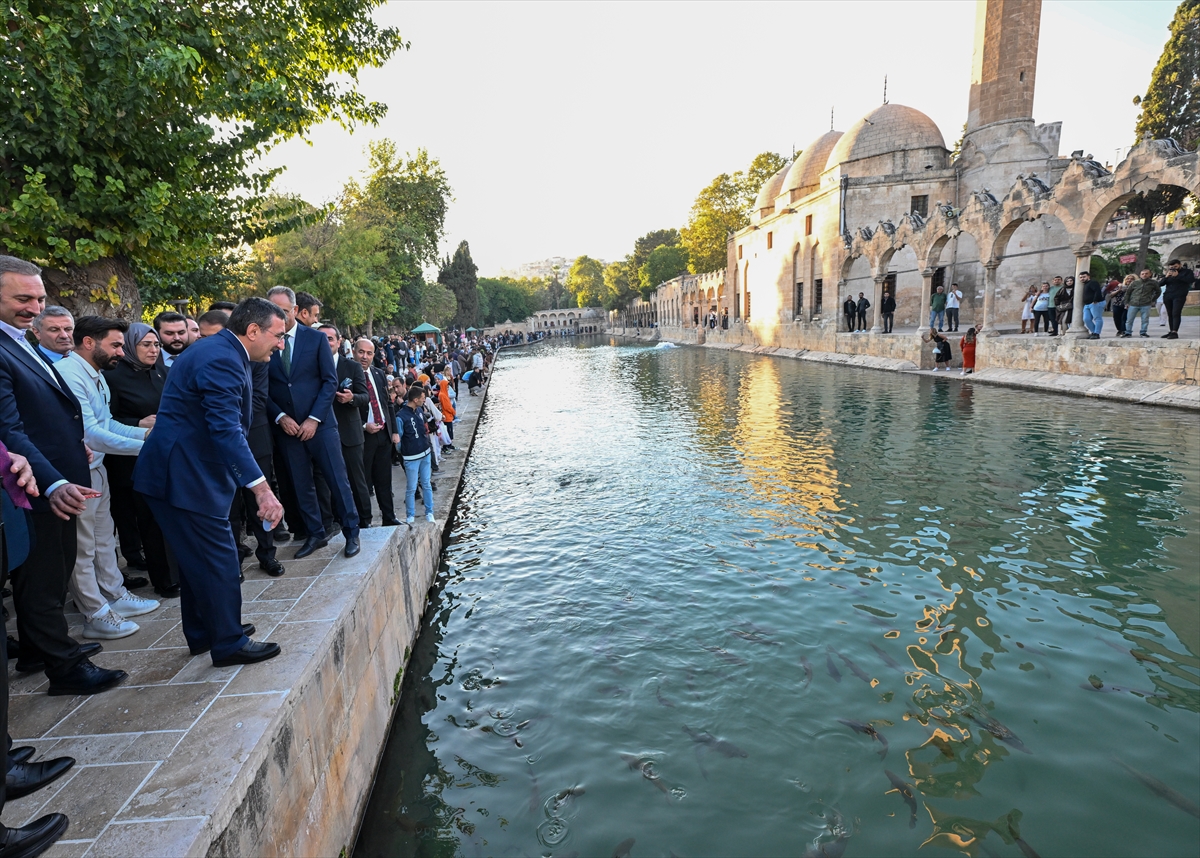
[355,338,1200,858]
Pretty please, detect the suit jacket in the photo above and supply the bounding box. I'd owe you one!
[0,334,89,513]
[134,328,261,515]
[105,360,167,427]
[248,361,272,460]
[332,356,368,447]
[360,365,397,436]
[267,323,337,430]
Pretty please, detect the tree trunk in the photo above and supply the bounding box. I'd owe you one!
[1134,215,1154,273]
[41,256,141,320]
[365,311,374,338]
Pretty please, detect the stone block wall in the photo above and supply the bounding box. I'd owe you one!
[978,337,1200,384]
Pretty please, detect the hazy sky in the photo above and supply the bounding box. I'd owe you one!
[259,1,1180,276]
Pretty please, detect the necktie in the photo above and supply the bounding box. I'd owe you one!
[366,372,384,426]
[281,334,292,375]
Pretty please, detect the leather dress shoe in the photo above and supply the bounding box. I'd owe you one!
[294,534,329,559]
[259,557,285,577]
[122,574,149,590]
[0,812,69,858]
[344,534,361,558]
[46,660,127,696]
[17,643,102,675]
[7,747,35,765]
[155,584,182,598]
[381,518,402,527]
[274,529,292,543]
[188,624,257,656]
[212,639,281,667]
[6,757,74,801]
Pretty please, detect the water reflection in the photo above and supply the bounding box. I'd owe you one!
[356,341,1199,858]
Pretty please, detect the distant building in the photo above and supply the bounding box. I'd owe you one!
[497,257,609,281]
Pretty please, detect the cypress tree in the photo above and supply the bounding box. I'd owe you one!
[1127,0,1200,267]
[438,240,480,328]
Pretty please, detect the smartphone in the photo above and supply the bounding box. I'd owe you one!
[79,489,103,499]
[339,377,352,391]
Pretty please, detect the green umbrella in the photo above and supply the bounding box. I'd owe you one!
[411,322,441,334]
[466,326,479,332]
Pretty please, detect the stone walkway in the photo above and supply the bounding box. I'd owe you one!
[3,367,491,856]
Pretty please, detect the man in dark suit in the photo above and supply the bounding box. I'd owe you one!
[264,287,360,559]
[0,256,128,696]
[135,298,286,666]
[152,310,189,370]
[318,325,371,525]
[353,338,400,526]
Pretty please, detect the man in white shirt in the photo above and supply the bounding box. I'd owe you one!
[57,316,160,640]
[945,283,964,332]
[30,306,74,364]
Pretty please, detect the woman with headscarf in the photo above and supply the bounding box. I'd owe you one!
[104,323,179,597]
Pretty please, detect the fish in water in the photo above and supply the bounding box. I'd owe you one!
[871,643,903,672]
[656,684,676,708]
[836,650,873,684]
[802,806,848,858]
[884,769,919,829]
[967,711,1032,755]
[1008,819,1041,858]
[825,648,843,682]
[619,753,670,797]
[1115,759,1200,818]
[729,628,781,646]
[683,725,749,758]
[801,656,813,689]
[702,645,748,666]
[838,718,889,760]
[1081,676,1169,699]
[612,837,636,858]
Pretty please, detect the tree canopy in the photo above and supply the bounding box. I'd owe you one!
[0,0,404,317]
[438,240,480,328]
[680,152,788,274]
[564,255,606,308]
[639,244,690,297]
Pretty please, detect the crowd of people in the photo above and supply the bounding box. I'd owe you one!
[1017,261,1195,339]
[0,254,499,855]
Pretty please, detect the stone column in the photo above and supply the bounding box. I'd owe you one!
[1072,245,1093,338]
[870,275,885,333]
[981,259,1000,334]
[919,268,934,331]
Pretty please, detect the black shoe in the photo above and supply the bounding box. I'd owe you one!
[259,558,285,577]
[1166,332,1178,339]
[122,574,149,590]
[155,584,182,598]
[236,542,253,561]
[6,757,75,801]
[124,552,148,571]
[212,639,281,667]
[294,535,329,559]
[274,530,292,543]
[344,534,361,558]
[46,660,127,696]
[8,747,35,765]
[6,635,18,660]
[188,624,257,656]
[16,643,102,675]
[0,813,69,858]
[381,518,401,527]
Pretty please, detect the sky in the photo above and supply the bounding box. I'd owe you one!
[258,0,1181,276]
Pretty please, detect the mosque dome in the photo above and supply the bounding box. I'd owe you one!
[783,130,844,195]
[825,103,947,171]
[752,164,790,212]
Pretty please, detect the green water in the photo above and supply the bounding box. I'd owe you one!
[355,339,1200,858]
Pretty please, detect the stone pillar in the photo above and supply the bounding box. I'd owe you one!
[870,275,885,333]
[981,259,1000,334]
[919,267,934,331]
[1072,245,1093,338]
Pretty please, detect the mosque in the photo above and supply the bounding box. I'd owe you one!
[615,0,1200,384]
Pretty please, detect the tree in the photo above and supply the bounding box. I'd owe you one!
[680,151,788,274]
[1128,0,1200,269]
[0,1,404,319]
[564,256,606,307]
[438,241,479,328]
[633,229,680,274]
[478,277,541,325]
[602,260,636,311]
[639,244,690,298]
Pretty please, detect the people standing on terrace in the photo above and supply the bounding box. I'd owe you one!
[1160,260,1194,340]
[1121,270,1160,338]
[945,283,963,332]
[1031,283,1052,334]
[1046,276,1063,335]
[1108,277,1131,336]
[880,289,896,334]
[1020,285,1036,334]
[929,285,947,331]
[1054,276,1075,334]
[843,295,856,332]
[1079,272,1105,339]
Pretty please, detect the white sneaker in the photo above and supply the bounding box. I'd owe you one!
[406,516,415,525]
[425,514,435,522]
[109,592,160,618]
[83,610,138,640]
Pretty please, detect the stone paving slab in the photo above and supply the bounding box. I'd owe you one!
[3,362,495,856]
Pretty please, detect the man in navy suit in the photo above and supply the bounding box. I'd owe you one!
[135,299,287,666]
[264,287,360,559]
[0,256,128,697]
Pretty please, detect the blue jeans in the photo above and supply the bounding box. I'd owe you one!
[1083,301,1105,335]
[403,452,433,519]
[1125,304,1151,335]
[929,309,945,329]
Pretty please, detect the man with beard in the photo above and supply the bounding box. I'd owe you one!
[57,317,161,640]
[152,311,190,369]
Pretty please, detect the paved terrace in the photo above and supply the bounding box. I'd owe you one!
[4,366,493,857]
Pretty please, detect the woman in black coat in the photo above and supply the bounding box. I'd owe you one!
[104,323,179,596]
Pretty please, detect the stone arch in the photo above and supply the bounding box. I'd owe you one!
[842,255,873,326]
[1084,182,1196,246]
[1167,241,1200,265]
[884,244,922,327]
[991,211,1075,325]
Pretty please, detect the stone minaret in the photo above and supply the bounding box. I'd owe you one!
[967,0,1040,130]
[959,0,1061,186]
